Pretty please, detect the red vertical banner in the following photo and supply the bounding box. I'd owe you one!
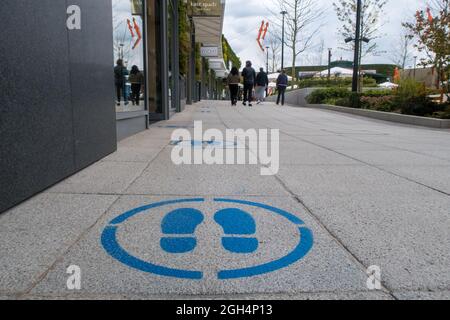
[132,17,142,50]
[127,19,135,38]
[257,21,266,52]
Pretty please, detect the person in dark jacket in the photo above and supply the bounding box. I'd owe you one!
[255,67,269,104]
[129,65,144,106]
[114,59,129,106]
[241,61,256,107]
[276,69,289,106]
[227,67,241,106]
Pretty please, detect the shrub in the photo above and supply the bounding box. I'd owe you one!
[296,77,377,89]
[432,104,450,119]
[306,88,350,104]
[395,79,444,116]
[362,89,393,97]
[360,96,396,112]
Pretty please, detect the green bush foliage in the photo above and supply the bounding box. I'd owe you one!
[307,79,447,118]
[296,77,377,89]
[306,88,350,104]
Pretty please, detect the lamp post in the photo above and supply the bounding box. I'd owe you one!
[280,10,288,71]
[328,48,332,82]
[413,56,417,78]
[351,0,362,92]
[266,46,270,73]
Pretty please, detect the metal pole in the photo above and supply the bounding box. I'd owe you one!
[187,17,195,104]
[352,0,362,92]
[160,0,170,119]
[328,48,332,82]
[281,11,287,71]
[266,46,269,73]
[172,0,180,112]
[413,56,417,78]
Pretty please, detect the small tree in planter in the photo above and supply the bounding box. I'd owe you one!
[403,0,450,101]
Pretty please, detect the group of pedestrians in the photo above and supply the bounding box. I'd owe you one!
[226,60,289,107]
[114,59,145,107]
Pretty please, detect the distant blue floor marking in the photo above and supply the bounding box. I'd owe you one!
[101,198,204,280]
[214,199,313,279]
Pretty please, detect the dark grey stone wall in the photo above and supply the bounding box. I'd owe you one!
[0,0,116,213]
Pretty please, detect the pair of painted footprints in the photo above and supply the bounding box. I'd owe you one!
[161,208,258,254]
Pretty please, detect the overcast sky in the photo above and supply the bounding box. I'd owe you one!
[223,0,429,71]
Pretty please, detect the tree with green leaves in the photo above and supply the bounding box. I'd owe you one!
[403,0,449,95]
[333,0,387,58]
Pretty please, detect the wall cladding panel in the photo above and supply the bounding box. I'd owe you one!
[0,0,75,212]
[67,0,117,169]
[0,0,117,213]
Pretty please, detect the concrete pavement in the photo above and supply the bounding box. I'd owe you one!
[1,101,449,300]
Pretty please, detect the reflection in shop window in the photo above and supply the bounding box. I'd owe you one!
[112,0,145,113]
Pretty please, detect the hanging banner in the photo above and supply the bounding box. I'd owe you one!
[189,0,222,17]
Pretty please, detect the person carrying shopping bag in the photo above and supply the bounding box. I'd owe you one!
[255,67,269,104]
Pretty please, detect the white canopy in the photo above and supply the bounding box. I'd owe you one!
[268,73,293,81]
[315,67,354,78]
[378,82,399,88]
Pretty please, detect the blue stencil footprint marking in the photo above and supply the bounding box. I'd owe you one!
[214,208,258,254]
[161,208,204,254]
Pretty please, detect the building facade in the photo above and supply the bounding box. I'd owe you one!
[0,0,229,213]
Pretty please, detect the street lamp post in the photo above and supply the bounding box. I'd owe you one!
[266,46,270,73]
[328,48,332,82]
[413,56,417,78]
[280,10,288,71]
[351,0,362,92]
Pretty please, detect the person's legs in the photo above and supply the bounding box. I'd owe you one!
[276,88,281,105]
[116,83,122,104]
[256,86,265,103]
[131,84,140,106]
[230,85,238,105]
[281,87,286,105]
[243,84,250,105]
[123,83,129,105]
[247,84,254,106]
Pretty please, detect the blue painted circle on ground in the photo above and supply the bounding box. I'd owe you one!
[101,198,313,280]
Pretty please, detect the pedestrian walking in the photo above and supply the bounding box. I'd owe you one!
[255,67,269,104]
[129,65,144,106]
[114,59,129,106]
[227,67,240,106]
[276,69,289,106]
[241,61,256,107]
